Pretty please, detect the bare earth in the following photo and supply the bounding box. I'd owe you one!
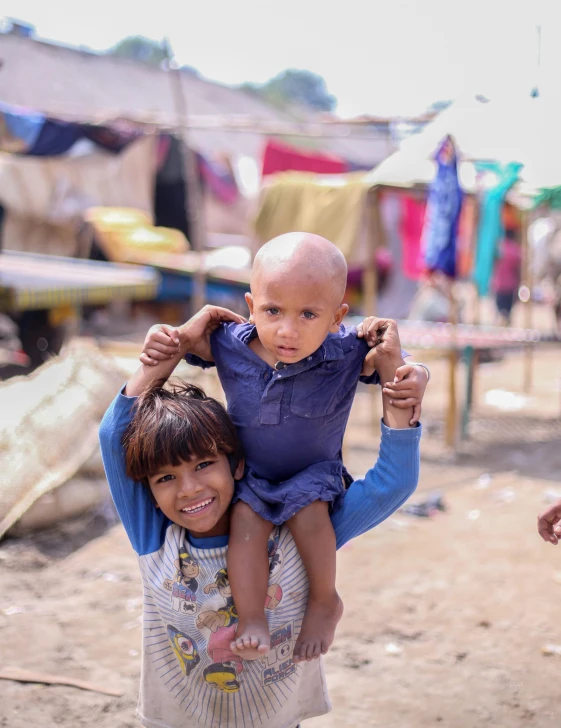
[2,345,561,728]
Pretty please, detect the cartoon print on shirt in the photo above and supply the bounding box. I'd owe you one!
[196,567,285,693]
[167,624,201,677]
[267,530,284,579]
[197,569,243,693]
[163,548,199,615]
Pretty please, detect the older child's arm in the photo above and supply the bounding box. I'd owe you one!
[332,320,421,547]
[358,317,429,425]
[99,393,170,556]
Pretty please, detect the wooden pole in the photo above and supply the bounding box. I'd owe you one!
[164,38,207,313]
[446,281,459,450]
[520,209,533,393]
[367,189,382,432]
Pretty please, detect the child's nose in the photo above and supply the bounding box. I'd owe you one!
[278,320,298,339]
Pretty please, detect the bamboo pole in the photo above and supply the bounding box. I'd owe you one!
[165,39,206,313]
[366,189,382,433]
[520,209,533,393]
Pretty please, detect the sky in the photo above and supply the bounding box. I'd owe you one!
[1,0,557,117]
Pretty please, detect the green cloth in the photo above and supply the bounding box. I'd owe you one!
[472,162,522,297]
[534,186,561,210]
[254,172,370,260]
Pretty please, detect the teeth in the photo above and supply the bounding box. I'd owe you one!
[182,498,212,514]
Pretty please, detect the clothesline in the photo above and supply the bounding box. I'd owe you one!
[0,103,397,141]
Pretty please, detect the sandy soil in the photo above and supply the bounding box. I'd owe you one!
[2,345,561,728]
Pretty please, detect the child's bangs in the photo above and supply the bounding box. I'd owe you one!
[123,382,242,483]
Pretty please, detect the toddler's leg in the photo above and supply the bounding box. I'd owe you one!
[287,501,343,662]
[228,501,273,659]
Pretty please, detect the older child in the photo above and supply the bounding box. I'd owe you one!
[100,305,421,728]
[142,233,428,662]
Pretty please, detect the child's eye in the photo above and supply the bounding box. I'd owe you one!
[156,474,175,484]
[302,311,317,320]
[265,308,280,316]
[195,460,214,471]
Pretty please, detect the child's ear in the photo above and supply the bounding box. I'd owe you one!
[330,303,349,333]
[245,293,254,319]
[234,458,245,480]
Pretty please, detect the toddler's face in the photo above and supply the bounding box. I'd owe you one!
[246,267,347,364]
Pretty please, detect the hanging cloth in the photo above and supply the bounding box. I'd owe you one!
[421,136,463,278]
[472,161,522,296]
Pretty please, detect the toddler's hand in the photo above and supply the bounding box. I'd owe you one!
[382,363,428,426]
[140,324,180,366]
[357,317,403,374]
[177,305,246,362]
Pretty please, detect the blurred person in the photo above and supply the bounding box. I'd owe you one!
[538,498,561,545]
[492,227,522,325]
[99,305,422,728]
[141,232,429,663]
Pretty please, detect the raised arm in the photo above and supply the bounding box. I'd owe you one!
[332,318,421,547]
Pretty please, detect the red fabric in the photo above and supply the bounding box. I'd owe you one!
[400,196,426,280]
[262,138,347,177]
[492,240,522,293]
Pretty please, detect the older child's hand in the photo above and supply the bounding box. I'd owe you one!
[140,324,180,366]
[382,363,428,426]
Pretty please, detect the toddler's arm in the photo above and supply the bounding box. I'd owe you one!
[139,305,245,367]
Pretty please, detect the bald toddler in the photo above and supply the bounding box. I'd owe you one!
[141,232,428,663]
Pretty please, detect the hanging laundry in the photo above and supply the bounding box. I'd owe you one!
[421,136,463,278]
[27,119,83,156]
[400,195,426,280]
[262,138,347,177]
[456,196,477,279]
[472,161,522,297]
[79,124,142,153]
[0,102,45,153]
[197,153,239,205]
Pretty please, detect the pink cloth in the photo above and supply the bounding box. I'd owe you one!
[400,196,426,280]
[262,138,347,177]
[492,240,522,293]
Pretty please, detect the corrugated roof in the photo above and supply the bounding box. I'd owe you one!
[0,34,391,165]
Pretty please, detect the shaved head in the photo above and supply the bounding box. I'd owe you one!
[252,232,348,304]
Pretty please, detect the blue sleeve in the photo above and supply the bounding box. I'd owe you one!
[185,353,216,369]
[332,422,421,549]
[98,390,171,556]
[359,348,410,385]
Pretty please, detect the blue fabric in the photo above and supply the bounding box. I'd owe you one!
[0,102,45,151]
[187,322,393,523]
[28,118,83,156]
[98,389,421,555]
[423,137,463,278]
[472,161,523,296]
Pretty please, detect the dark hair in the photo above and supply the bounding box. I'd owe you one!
[122,380,243,484]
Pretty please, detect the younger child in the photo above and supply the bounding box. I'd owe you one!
[142,232,428,663]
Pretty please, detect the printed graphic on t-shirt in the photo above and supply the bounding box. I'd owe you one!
[140,525,312,724]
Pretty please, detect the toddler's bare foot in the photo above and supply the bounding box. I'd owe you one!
[231,616,270,659]
[293,593,343,662]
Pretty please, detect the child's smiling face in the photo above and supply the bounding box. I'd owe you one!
[147,454,244,539]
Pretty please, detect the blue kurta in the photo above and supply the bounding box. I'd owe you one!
[186,323,384,524]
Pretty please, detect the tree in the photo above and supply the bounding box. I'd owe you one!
[110,36,168,67]
[241,69,336,112]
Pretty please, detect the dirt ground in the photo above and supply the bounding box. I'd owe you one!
[2,344,561,728]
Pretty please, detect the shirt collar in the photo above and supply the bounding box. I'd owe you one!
[235,322,347,366]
